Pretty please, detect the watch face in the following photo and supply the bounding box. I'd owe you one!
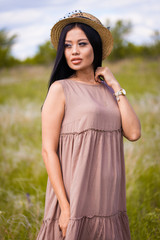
[122,89,126,95]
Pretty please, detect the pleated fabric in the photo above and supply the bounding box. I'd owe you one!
[36,79,131,240]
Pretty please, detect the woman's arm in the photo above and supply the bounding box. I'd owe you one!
[41,81,70,237]
[95,67,141,141]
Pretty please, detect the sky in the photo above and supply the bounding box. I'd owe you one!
[0,0,159,60]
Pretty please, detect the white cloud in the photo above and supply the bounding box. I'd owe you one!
[9,23,52,59]
[0,0,159,59]
[0,9,42,26]
[126,26,154,45]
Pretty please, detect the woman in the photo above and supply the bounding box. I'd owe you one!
[37,11,141,240]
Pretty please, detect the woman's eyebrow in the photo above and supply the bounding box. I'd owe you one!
[65,38,88,42]
[78,38,88,42]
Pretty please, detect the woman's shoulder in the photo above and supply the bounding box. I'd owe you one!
[51,79,69,89]
[54,79,68,84]
[49,79,68,91]
[44,80,66,105]
[50,79,68,100]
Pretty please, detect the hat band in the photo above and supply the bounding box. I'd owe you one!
[71,15,103,26]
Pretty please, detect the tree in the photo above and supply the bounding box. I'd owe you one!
[151,30,160,45]
[105,19,133,60]
[24,41,57,65]
[0,28,19,68]
[150,30,160,58]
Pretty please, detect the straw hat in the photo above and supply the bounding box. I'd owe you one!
[51,10,113,59]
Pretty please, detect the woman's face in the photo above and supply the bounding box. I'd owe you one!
[64,27,94,72]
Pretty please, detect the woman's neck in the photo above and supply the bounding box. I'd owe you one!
[71,68,96,84]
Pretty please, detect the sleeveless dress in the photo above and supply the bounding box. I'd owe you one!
[36,79,131,240]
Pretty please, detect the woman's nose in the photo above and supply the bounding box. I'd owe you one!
[72,44,79,55]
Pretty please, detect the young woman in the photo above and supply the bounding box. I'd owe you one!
[36,11,141,240]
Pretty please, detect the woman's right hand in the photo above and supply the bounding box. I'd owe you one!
[58,207,70,238]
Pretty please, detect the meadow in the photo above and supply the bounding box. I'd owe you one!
[0,58,160,239]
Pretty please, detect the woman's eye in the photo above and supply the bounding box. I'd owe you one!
[64,43,72,48]
[79,42,87,46]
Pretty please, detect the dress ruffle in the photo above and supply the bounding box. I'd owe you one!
[36,211,131,240]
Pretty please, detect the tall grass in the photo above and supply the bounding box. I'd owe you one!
[0,58,160,239]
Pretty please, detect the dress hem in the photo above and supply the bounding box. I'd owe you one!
[36,211,131,240]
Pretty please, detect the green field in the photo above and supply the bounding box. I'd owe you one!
[0,58,160,239]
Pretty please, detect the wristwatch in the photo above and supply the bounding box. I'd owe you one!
[113,88,126,101]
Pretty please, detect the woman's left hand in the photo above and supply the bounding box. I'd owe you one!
[95,66,121,92]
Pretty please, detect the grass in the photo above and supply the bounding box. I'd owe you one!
[0,58,160,239]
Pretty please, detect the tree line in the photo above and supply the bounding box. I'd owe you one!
[0,20,160,68]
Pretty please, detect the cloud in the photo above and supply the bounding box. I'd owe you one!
[9,23,53,59]
[0,0,159,59]
[0,0,75,11]
[0,9,43,28]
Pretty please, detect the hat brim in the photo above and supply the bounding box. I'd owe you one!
[51,17,113,60]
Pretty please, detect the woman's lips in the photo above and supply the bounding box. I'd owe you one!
[71,58,82,64]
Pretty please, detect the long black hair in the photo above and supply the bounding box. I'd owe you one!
[48,22,102,90]
[41,22,102,111]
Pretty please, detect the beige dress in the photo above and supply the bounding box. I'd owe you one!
[36,79,131,240]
